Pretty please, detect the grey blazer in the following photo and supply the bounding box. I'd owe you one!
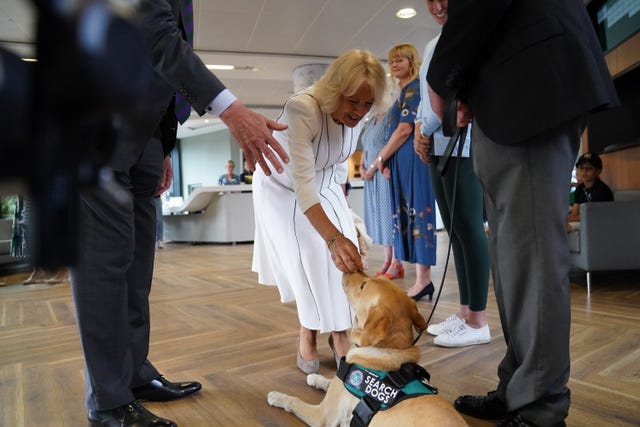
[427,0,619,144]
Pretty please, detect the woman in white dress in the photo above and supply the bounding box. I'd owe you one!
[252,49,387,374]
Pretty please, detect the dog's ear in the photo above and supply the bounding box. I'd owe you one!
[409,299,427,334]
[359,306,392,347]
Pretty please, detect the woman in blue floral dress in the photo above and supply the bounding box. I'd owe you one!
[366,44,437,300]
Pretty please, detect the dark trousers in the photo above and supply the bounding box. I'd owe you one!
[71,133,164,410]
[428,154,489,310]
[472,120,580,426]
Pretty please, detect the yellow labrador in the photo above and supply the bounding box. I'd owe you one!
[267,271,468,427]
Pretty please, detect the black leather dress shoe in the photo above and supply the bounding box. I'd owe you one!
[88,401,177,427]
[496,412,567,427]
[454,390,507,419]
[132,376,201,402]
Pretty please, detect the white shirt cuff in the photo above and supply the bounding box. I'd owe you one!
[205,89,238,116]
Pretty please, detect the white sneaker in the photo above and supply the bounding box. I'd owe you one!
[433,323,491,348]
[427,314,465,336]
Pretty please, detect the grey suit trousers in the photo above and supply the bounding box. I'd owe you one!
[71,133,164,410]
[472,119,581,425]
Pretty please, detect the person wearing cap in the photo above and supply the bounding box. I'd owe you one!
[567,152,614,232]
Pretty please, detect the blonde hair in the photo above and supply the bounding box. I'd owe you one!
[312,49,387,114]
[387,43,421,83]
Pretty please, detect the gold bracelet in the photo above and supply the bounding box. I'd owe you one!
[377,155,384,163]
[369,164,375,169]
[326,231,343,249]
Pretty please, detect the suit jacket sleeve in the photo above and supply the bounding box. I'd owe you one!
[427,0,510,98]
[137,0,226,116]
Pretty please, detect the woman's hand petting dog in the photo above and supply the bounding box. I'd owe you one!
[328,234,363,273]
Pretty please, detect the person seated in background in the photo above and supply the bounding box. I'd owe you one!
[567,152,614,232]
[218,160,241,185]
[240,158,254,184]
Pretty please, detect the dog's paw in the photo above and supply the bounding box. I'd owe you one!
[267,391,291,411]
[306,374,321,387]
[307,373,331,391]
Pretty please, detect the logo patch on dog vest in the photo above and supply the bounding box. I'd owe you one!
[345,368,402,405]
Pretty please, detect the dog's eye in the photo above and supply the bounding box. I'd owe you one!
[360,280,368,290]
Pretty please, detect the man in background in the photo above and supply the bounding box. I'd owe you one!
[427,0,619,426]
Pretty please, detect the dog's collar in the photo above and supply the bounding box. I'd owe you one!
[337,358,437,427]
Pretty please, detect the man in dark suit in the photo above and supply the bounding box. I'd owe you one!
[70,1,289,426]
[427,1,618,426]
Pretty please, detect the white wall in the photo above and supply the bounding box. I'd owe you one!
[179,128,242,196]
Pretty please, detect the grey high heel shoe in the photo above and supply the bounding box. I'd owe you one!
[296,338,319,374]
[328,335,342,369]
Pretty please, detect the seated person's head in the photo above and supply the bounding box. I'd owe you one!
[575,152,602,186]
[226,160,235,173]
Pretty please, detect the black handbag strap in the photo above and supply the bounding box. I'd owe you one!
[437,89,468,177]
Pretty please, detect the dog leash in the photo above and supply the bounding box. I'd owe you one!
[413,90,468,345]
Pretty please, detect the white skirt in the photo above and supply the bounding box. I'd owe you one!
[251,169,357,333]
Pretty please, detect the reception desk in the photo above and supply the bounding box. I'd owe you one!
[163,181,366,244]
[163,185,255,244]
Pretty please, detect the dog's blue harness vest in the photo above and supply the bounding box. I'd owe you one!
[336,358,438,427]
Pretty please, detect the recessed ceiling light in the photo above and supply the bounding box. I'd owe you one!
[396,8,417,19]
[206,64,235,70]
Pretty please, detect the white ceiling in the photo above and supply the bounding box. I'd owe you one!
[0,0,441,137]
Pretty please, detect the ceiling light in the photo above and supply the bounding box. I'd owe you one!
[206,64,235,70]
[396,8,417,19]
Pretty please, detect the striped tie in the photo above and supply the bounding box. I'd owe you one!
[175,0,194,124]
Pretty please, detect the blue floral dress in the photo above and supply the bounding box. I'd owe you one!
[388,79,437,265]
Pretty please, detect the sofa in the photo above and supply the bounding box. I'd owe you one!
[568,190,640,294]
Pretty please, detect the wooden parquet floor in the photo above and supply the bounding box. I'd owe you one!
[1,232,639,427]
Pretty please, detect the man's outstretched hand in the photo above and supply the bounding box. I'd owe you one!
[220,101,289,175]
